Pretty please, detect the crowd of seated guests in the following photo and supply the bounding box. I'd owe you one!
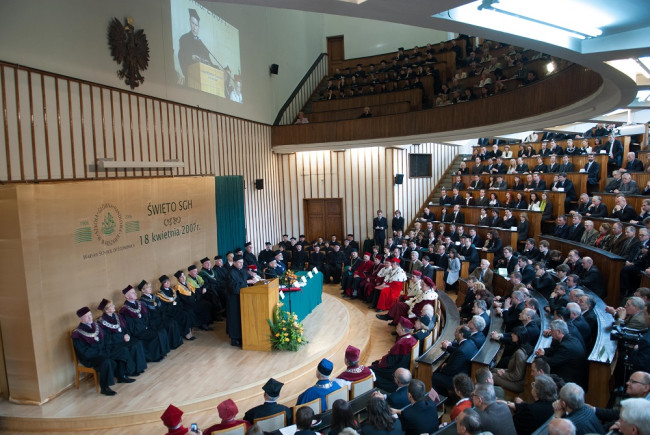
[310,36,559,115]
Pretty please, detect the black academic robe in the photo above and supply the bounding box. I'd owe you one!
[71,322,129,389]
[98,312,147,376]
[140,293,182,350]
[243,401,292,425]
[120,300,167,362]
[227,266,250,341]
[157,287,195,336]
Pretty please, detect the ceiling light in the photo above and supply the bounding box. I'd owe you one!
[335,0,368,4]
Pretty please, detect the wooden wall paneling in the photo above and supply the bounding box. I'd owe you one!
[3,69,19,180]
[14,69,27,181]
[68,81,83,179]
[79,83,92,179]
[37,74,52,180]
[0,66,9,181]
[88,85,100,179]
[31,72,48,181]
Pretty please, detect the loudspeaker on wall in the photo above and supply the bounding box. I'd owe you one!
[255,179,264,190]
[394,174,404,185]
[269,64,279,75]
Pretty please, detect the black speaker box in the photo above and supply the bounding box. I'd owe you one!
[394,174,404,185]
[270,64,279,75]
[255,179,264,190]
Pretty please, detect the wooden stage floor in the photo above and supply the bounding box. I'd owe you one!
[0,285,396,434]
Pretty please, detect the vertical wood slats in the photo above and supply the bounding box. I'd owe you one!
[277,144,459,243]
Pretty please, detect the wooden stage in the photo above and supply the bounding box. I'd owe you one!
[0,286,396,434]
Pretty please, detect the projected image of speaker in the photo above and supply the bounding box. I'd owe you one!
[255,179,264,190]
[269,64,279,75]
[394,174,404,185]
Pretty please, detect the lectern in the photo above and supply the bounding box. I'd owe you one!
[186,62,225,97]
[240,279,279,351]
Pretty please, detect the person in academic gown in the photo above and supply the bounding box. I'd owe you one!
[157,275,196,341]
[97,298,147,377]
[227,255,257,347]
[71,306,134,396]
[138,280,182,350]
[243,378,292,425]
[370,317,418,392]
[173,270,213,331]
[297,358,342,412]
[120,285,168,362]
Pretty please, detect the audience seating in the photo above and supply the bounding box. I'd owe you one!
[350,375,374,399]
[410,341,420,373]
[414,291,460,390]
[292,398,320,422]
[310,388,378,433]
[308,101,411,123]
[325,385,349,409]
[209,423,247,435]
[311,89,423,112]
[470,309,504,379]
[460,172,588,196]
[254,412,287,432]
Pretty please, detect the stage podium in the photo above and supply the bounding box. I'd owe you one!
[186,62,225,97]
[240,279,279,351]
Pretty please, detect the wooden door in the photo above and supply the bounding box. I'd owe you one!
[304,198,344,242]
[327,35,345,75]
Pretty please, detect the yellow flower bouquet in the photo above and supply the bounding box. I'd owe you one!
[267,302,307,351]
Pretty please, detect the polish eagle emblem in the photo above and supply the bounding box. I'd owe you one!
[108,17,149,90]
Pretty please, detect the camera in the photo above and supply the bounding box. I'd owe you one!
[190,423,198,432]
[610,325,646,345]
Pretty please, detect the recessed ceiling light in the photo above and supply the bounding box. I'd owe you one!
[335,0,368,4]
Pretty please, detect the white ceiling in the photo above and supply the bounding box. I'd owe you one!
[210,0,650,147]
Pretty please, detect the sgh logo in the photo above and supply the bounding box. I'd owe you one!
[93,203,124,246]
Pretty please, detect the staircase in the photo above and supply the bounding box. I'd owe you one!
[406,153,471,231]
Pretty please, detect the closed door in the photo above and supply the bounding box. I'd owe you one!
[327,35,345,75]
[304,198,344,242]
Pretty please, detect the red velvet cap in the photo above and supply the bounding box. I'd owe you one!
[393,258,401,264]
[422,277,435,288]
[247,265,257,271]
[412,270,422,277]
[161,404,183,428]
[363,252,371,258]
[399,317,414,330]
[345,345,360,363]
[217,398,238,420]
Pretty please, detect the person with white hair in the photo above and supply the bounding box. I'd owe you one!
[552,383,603,434]
[615,397,650,435]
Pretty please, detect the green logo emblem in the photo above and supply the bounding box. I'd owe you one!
[102,212,116,235]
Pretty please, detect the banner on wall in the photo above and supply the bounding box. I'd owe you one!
[53,177,217,264]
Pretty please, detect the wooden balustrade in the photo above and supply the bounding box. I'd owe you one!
[307,101,411,123]
[272,65,602,147]
[310,88,422,113]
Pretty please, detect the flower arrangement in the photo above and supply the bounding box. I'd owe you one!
[268,303,306,351]
[279,269,298,287]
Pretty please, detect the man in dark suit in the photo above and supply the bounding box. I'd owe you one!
[495,290,525,332]
[398,380,439,435]
[496,246,518,274]
[532,173,547,190]
[566,213,586,242]
[385,367,412,409]
[489,210,503,228]
[583,153,600,188]
[535,319,587,387]
[621,151,645,173]
[468,228,483,250]
[531,262,556,297]
[439,189,453,206]
[472,383,517,435]
[553,215,570,239]
[518,256,536,284]
[243,378,292,425]
[605,133,624,170]
[471,157,485,175]
[431,325,477,397]
[420,256,435,281]
[450,188,464,206]
[553,173,577,208]
[450,204,465,224]
[547,155,560,173]
[451,175,466,191]
[610,195,638,222]
[491,157,507,174]
[585,195,608,218]
[476,189,490,207]
[373,209,389,251]
[468,175,485,190]
[558,155,574,173]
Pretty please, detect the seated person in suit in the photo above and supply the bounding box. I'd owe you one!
[620,151,645,173]
[552,383,603,435]
[296,359,341,412]
[395,379,439,435]
[243,378,291,425]
[431,325,478,397]
[204,399,251,435]
[558,155,574,173]
[534,320,587,387]
[373,367,412,409]
[471,383,517,435]
[532,157,547,173]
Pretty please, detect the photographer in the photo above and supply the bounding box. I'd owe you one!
[629,301,650,374]
[606,297,647,331]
